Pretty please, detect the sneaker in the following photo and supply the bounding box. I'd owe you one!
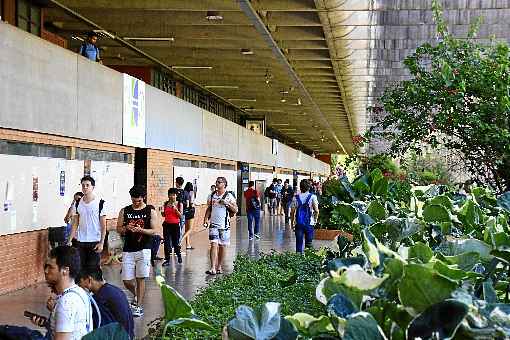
[132,305,144,317]
[130,297,138,308]
[249,236,254,241]
[162,260,171,267]
[177,255,182,264]
[254,234,260,239]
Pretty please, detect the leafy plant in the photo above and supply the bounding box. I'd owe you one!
[364,0,510,193]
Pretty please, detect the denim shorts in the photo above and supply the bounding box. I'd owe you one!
[209,227,231,246]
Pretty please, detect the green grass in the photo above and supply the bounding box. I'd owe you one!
[146,251,325,339]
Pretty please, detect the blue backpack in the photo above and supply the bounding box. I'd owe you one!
[295,194,313,227]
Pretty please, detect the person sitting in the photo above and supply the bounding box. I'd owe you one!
[77,268,134,339]
[0,245,93,340]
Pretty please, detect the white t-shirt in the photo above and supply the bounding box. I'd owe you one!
[50,285,93,340]
[208,192,236,229]
[291,192,319,225]
[76,196,107,242]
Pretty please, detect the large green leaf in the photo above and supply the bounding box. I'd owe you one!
[457,199,481,228]
[363,228,381,268]
[342,312,386,340]
[428,195,453,211]
[398,264,458,312]
[372,178,389,197]
[327,293,358,318]
[285,313,335,338]
[316,276,363,308]
[369,168,384,184]
[333,203,358,223]
[156,276,194,321]
[406,300,468,339]
[327,257,365,273]
[352,175,370,196]
[367,201,387,221]
[335,267,388,291]
[408,242,433,263]
[432,260,470,281]
[227,302,281,340]
[381,258,405,299]
[439,252,481,271]
[423,204,451,223]
[439,239,492,261]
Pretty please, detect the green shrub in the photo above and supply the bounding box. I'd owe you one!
[146,251,325,339]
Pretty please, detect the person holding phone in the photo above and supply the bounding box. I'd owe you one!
[162,188,183,266]
[0,246,93,340]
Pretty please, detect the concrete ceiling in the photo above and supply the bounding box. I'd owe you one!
[43,0,510,155]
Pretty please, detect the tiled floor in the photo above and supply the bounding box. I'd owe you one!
[0,214,329,338]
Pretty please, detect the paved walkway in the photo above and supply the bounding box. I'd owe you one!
[0,214,328,338]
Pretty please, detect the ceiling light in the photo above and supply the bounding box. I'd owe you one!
[297,98,302,105]
[171,66,212,69]
[241,48,254,55]
[286,132,305,135]
[204,85,239,89]
[124,37,174,41]
[279,128,297,131]
[71,35,84,42]
[280,97,287,103]
[244,109,283,112]
[228,98,257,102]
[265,69,273,85]
[271,123,290,126]
[92,29,115,39]
[206,10,223,20]
[280,90,289,95]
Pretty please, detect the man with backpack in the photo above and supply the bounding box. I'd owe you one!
[203,177,238,275]
[79,31,102,63]
[78,268,134,339]
[244,181,261,240]
[281,179,294,224]
[68,175,107,272]
[291,179,320,253]
[116,185,157,318]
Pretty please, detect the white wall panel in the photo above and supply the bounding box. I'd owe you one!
[201,112,223,159]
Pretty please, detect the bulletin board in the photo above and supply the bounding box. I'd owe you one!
[173,166,237,205]
[0,155,83,236]
[90,160,134,218]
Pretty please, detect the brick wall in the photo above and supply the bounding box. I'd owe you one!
[0,128,134,294]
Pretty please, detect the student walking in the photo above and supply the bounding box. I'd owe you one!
[180,182,196,250]
[162,188,183,265]
[203,177,238,275]
[116,185,157,318]
[68,176,107,272]
[291,179,320,253]
[281,180,294,224]
[244,181,261,240]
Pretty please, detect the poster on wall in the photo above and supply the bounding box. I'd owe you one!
[122,74,146,147]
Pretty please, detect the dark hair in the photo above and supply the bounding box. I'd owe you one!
[49,246,81,279]
[74,192,84,198]
[176,177,184,186]
[248,181,255,187]
[168,188,178,195]
[273,178,278,183]
[80,175,96,186]
[129,185,146,198]
[216,177,227,187]
[87,31,98,38]
[184,182,193,192]
[284,179,290,184]
[299,179,311,193]
[77,267,103,282]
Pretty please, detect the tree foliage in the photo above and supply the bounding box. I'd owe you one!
[368,0,510,192]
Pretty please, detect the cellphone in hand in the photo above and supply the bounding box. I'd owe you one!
[24,310,48,325]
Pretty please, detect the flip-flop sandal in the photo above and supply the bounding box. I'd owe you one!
[216,269,224,274]
[205,270,216,275]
